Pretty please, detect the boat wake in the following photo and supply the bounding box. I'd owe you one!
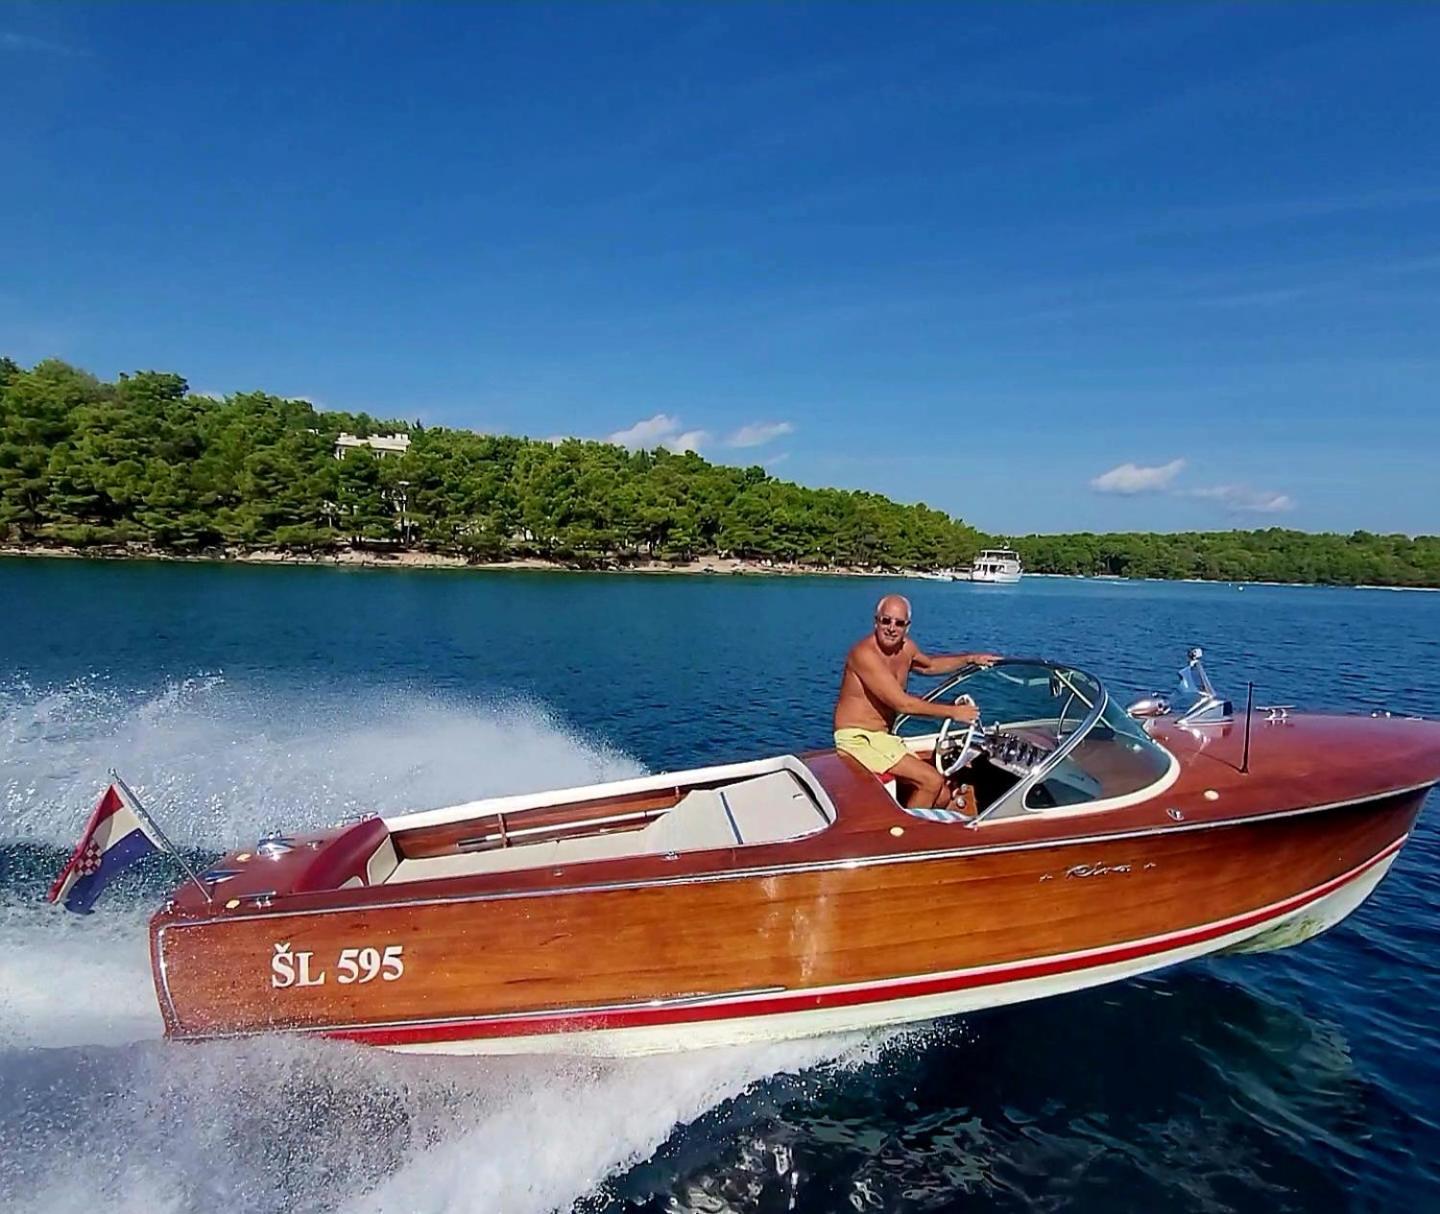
[0,902,161,1049]
[0,673,645,850]
[4,1025,881,1214]
[0,675,878,1213]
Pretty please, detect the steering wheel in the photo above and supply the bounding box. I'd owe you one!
[934,698,983,777]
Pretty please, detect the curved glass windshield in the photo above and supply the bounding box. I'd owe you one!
[894,660,1101,745]
[894,659,1174,819]
[1027,695,1174,809]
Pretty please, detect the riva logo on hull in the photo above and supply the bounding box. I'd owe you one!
[271,942,405,988]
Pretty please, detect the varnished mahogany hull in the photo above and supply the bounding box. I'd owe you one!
[151,785,1425,1055]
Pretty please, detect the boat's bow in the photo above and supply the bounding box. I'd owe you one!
[1151,710,1440,818]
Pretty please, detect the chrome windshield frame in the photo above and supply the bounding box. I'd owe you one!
[892,658,1110,825]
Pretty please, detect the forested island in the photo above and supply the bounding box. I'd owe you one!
[2,357,1437,587]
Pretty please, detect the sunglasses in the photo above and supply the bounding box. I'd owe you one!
[875,615,910,627]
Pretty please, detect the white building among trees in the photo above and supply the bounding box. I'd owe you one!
[334,432,411,459]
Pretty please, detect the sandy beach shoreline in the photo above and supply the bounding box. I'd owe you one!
[6,543,1439,590]
[0,542,898,579]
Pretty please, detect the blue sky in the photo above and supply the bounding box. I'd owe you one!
[2,3,1438,535]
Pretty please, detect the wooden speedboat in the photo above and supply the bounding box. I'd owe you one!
[146,653,1440,1056]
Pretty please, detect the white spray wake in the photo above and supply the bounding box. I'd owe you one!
[0,675,892,1214]
[0,674,644,849]
[0,903,161,1049]
[6,1030,894,1214]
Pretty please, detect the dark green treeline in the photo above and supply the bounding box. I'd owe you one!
[1016,530,1440,588]
[0,358,984,567]
[2,358,1436,586]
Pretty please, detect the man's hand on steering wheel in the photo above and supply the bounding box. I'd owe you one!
[935,696,982,777]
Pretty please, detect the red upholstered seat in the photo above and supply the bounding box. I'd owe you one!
[293,817,391,893]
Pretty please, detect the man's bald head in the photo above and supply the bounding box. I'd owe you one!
[876,594,911,621]
[872,594,912,651]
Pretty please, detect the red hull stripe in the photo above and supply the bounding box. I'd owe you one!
[325,837,1406,1049]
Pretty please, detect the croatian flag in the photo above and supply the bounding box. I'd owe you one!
[48,783,163,914]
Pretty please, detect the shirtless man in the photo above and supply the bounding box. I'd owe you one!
[833,594,1000,810]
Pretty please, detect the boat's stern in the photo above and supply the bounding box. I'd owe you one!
[149,816,399,1038]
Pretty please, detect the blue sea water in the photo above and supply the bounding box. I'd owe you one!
[1,557,1438,1213]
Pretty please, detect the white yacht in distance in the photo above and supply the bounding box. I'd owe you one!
[961,548,1023,584]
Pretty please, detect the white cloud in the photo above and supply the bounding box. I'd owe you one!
[1089,457,1294,515]
[1089,458,1186,495]
[607,414,799,454]
[725,421,795,448]
[763,452,790,468]
[187,387,327,408]
[667,429,709,454]
[608,414,680,448]
[608,413,709,454]
[1,31,82,56]
[1187,485,1295,515]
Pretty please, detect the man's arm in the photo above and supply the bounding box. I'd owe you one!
[912,648,1003,676]
[853,648,978,722]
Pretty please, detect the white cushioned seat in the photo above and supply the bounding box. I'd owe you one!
[640,789,740,854]
[366,837,399,885]
[389,841,561,883]
[384,766,832,884]
[721,771,830,844]
[550,831,644,864]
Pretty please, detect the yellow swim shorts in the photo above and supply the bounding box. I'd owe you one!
[833,728,910,774]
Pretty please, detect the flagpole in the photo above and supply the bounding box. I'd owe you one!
[110,769,214,904]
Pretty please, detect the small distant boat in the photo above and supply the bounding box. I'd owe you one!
[51,649,1439,1057]
[959,549,1023,584]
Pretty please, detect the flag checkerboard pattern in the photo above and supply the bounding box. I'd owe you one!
[48,784,164,915]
